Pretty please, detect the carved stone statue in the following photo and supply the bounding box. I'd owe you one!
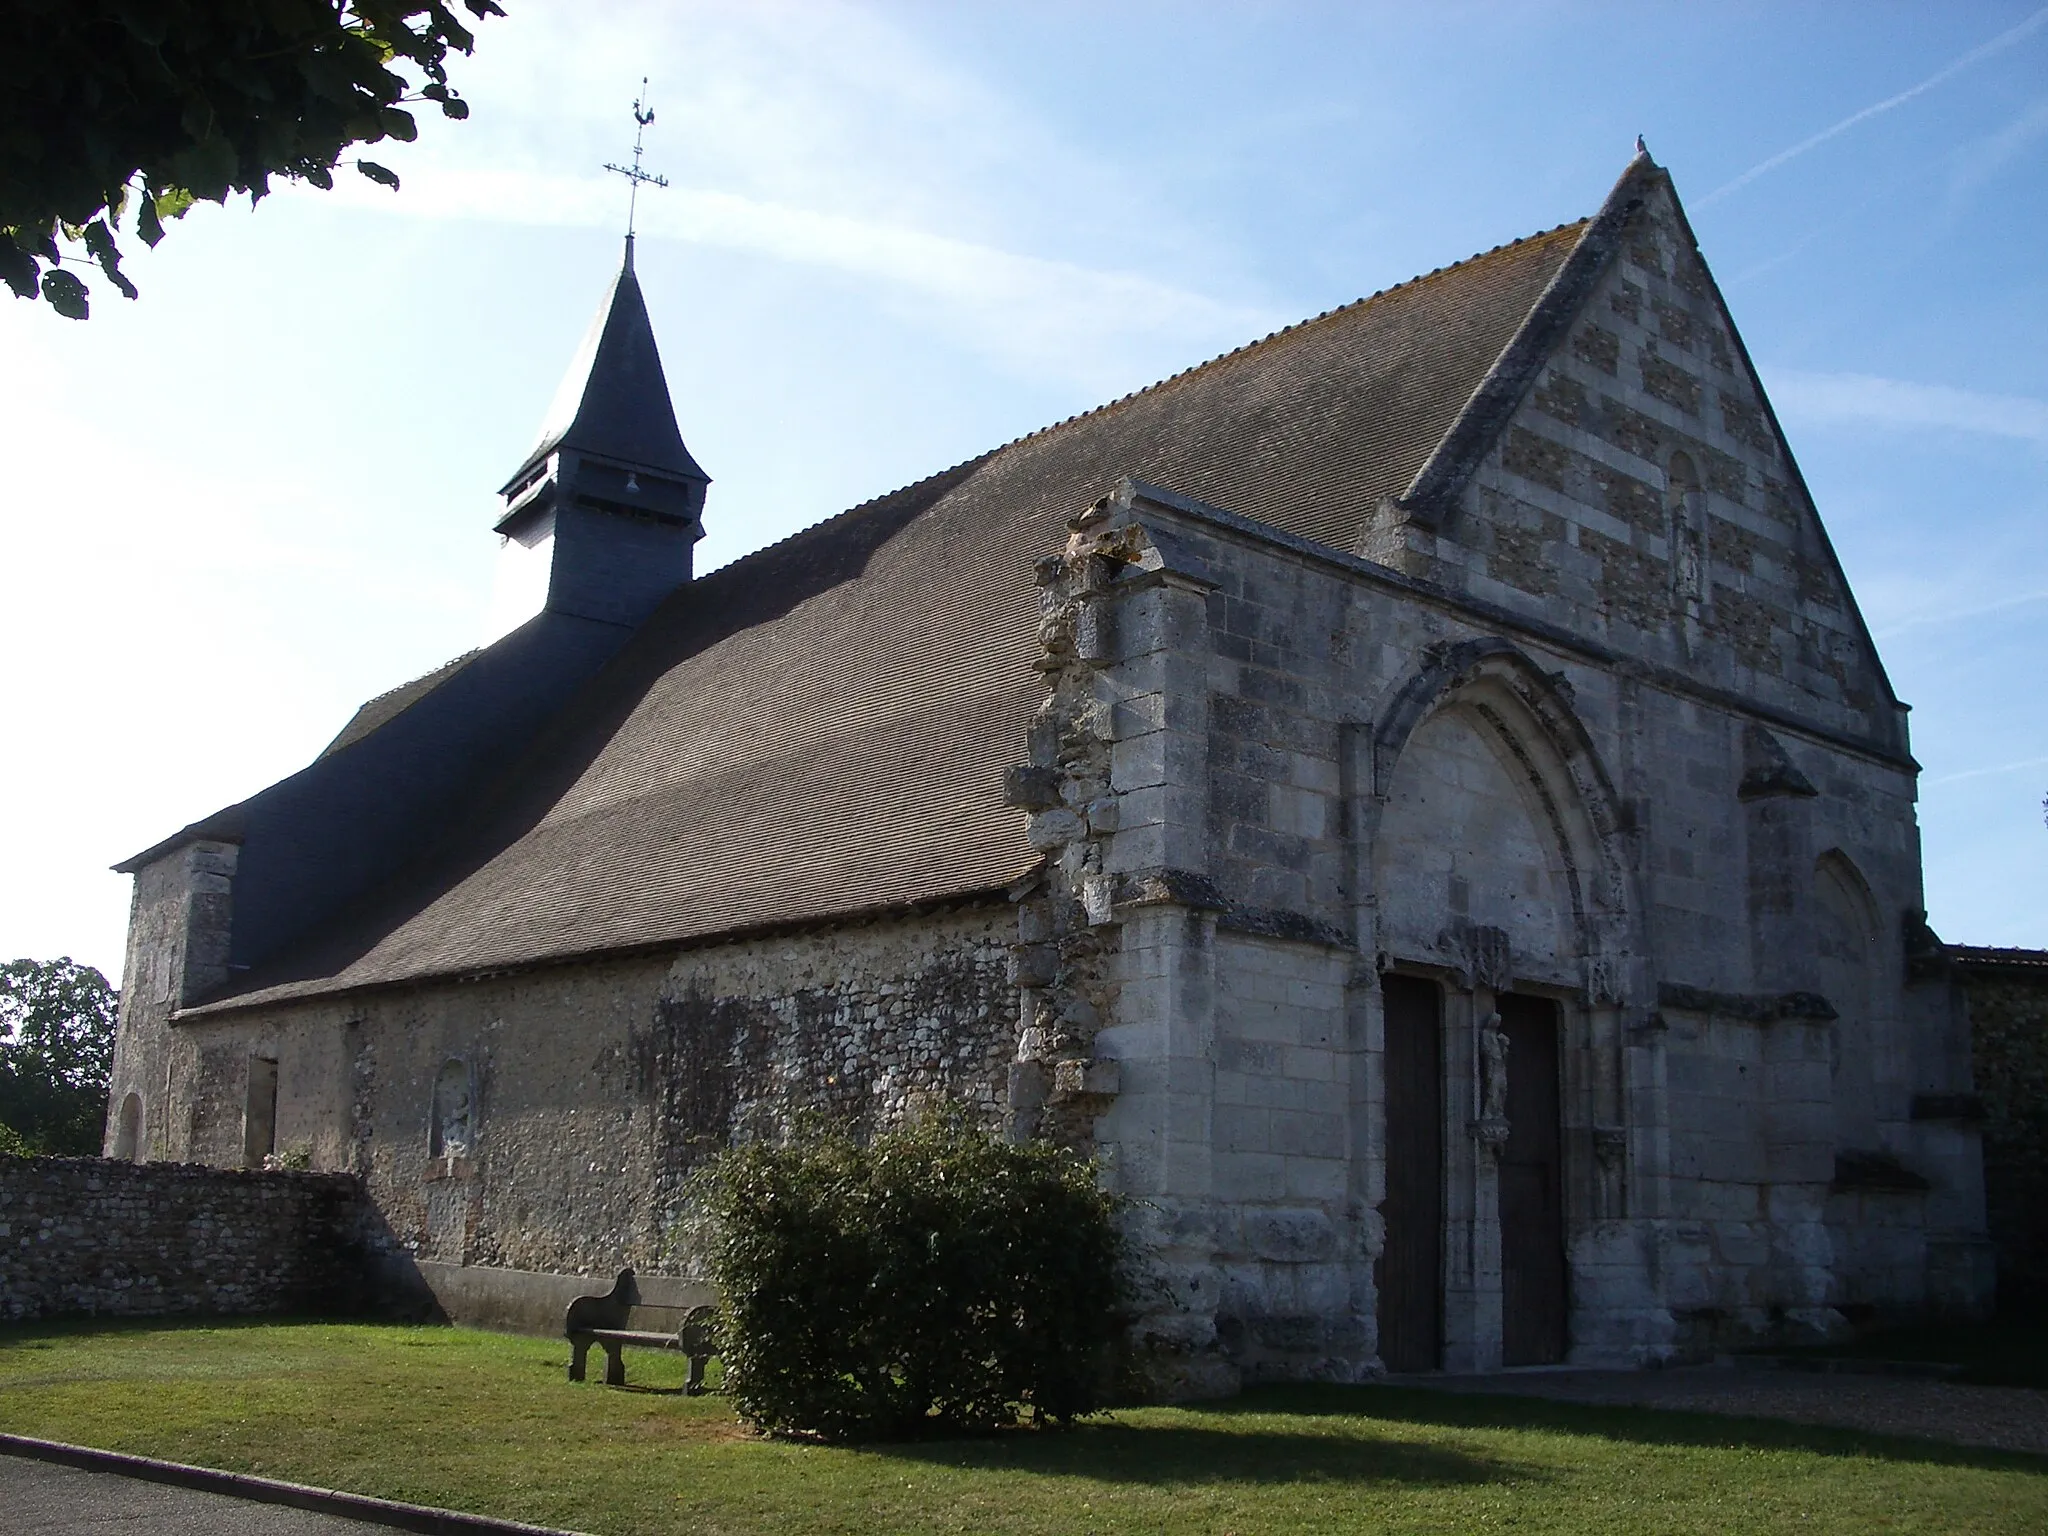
[1478,1012,1509,1124]
[432,1058,473,1159]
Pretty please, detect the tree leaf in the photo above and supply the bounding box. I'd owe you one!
[40,268,89,320]
[0,239,39,301]
[356,159,400,190]
[82,220,138,300]
[2,0,496,317]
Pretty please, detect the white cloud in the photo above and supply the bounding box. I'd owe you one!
[308,0,1275,394]
[1948,94,2048,207]
[311,164,1274,394]
[1764,368,2048,446]
[1866,585,2048,640]
[1925,754,2048,787]
[1701,6,2048,205]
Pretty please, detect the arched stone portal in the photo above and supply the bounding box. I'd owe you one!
[1360,639,1646,1371]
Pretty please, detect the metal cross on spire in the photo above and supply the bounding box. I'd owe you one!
[602,79,669,248]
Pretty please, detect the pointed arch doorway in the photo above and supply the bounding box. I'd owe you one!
[1362,637,1641,1373]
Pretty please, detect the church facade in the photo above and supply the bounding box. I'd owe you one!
[103,155,1992,1389]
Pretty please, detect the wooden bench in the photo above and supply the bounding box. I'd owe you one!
[564,1268,718,1392]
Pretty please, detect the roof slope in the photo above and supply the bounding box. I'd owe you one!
[195,214,1592,1010]
[321,649,479,759]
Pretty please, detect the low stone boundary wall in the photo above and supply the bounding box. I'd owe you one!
[402,1258,716,1335]
[0,1155,371,1323]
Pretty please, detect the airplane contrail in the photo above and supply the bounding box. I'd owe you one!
[1700,6,2048,206]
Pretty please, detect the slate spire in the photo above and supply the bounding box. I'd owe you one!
[492,240,710,631]
[500,237,709,505]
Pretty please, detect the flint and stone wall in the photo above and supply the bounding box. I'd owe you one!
[0,1155,368,1322]
[1959,954,2048,1310]
[105,904,1019,1306]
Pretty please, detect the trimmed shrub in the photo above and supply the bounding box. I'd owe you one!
[693,1110,1126,1441]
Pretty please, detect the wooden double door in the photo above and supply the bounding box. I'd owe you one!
[1497,993,1568,1366]
[1377,974,1443,1372]
[1376,979,1567,1371]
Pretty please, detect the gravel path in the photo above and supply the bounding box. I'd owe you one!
[1387,1365,2048,1456]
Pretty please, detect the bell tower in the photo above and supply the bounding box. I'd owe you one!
[489,82,706,637]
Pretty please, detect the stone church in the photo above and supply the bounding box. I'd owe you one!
[104,152,1992,1388]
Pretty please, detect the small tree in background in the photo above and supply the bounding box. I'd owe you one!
[0,958,119,1154]
[693,1109,1127,1441]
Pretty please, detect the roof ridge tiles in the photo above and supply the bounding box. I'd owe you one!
[711,213,1595,568]
[689,448,1000,587]
[349,650,480,716]
[977,215,1590,464]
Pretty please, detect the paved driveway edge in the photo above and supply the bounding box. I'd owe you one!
[0,1434,587,1535]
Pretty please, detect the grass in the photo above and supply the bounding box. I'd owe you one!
[0,1320,2043,1535]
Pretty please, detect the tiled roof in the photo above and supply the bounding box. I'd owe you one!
[320,650,479,759]
[1950,945,2048,972]
[188,197,1608,1011]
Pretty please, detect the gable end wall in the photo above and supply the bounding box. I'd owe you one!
[1443,179,1899,753]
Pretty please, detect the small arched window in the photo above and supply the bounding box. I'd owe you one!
[112,1093,143,1162]
[1666,451,1705,606]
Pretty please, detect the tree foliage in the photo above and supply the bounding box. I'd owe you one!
[0,957,120,1155]
[692,1110,1129,1442]
[1,1,503,318]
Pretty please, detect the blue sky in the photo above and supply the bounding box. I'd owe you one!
[2,1,2043,979]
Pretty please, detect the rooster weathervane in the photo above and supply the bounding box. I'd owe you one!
[602,79,668,241]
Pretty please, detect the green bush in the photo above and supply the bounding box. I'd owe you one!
[693,1110,1127,1441]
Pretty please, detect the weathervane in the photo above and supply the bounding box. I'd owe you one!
[602,78,668,241]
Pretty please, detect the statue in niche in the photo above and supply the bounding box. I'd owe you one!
[1674,517,1704,605]
[1478,1012,1509,1124]
[1667,451,1706,608]
[431,1058,473,1159]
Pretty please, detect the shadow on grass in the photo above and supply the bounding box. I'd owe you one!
[1183,1384,2048,1475]
[864,1418,1528,1489]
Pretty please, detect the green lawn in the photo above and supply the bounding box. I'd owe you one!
[1,1320,2043,1535]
